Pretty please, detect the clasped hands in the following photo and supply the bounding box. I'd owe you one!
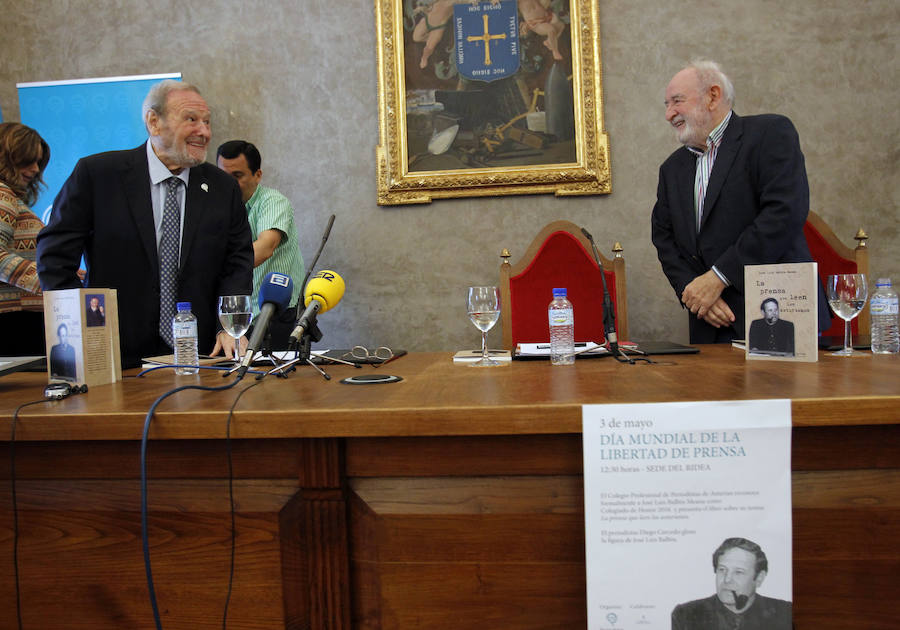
[681,270,735,328]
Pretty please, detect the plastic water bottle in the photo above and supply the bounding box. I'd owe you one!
[548,288,575,365]
[870,278,899,354]
[173,302,199,374]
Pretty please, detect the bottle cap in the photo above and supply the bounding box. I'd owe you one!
[876,278,891,287]
[553,288,567,297]
[176,302,192,311]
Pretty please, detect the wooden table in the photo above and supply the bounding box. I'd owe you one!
[1,346,898,629]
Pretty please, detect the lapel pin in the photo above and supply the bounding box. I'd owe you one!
[201,183,209,192]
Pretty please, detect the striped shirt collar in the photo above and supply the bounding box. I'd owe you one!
[245,182,263,210]
[686,110,733,157]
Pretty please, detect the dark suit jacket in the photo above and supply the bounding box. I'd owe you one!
[36,145,253,368]
[748,317,795,355]
[672,594,792,630]
[651,113,831,343]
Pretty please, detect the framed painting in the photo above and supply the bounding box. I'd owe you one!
[375,0,611,205]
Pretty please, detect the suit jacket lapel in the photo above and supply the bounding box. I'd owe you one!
[121,146,159,274]
[674,147,699,250]
[699,113,743,232]
[181,166,208,268]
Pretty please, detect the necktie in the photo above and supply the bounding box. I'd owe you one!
[159,177,181,347]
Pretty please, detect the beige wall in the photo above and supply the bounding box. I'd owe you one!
[2,0,896,350]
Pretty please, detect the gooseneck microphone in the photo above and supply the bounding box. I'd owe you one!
[580,227,619,354]
[294,214,336,324]
[289,270,346,344]
[236,272,293,379]
[299,214,335,294]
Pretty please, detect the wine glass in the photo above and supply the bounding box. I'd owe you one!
[466,286,501,367]
[826,274,868,356]
[218,295,253,363]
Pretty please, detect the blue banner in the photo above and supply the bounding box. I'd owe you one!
[17,73,180,222]
[454,1,520,82]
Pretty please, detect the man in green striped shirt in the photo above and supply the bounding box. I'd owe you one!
[217,140,305,349]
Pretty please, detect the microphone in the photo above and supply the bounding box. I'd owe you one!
[294,214,335,323]
[289,270,345,344]
[236,272,293,378]
[580,227,619,353]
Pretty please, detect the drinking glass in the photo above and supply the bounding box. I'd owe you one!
[826,274,868,356]
[218,295,253,363]
[466,286,501,367]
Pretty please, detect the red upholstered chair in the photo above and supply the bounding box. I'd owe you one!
[499,220,628,350]
[803,210,870,337]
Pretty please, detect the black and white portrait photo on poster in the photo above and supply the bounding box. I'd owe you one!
[671,536,792,630]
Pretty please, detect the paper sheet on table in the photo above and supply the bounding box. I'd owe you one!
[515,341,607,357]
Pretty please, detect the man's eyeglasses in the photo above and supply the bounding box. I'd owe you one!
[343,346,394,363]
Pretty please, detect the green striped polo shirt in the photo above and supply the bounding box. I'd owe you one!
[246,184,305,316]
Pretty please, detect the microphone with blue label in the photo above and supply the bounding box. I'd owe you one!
[236,272,293,379]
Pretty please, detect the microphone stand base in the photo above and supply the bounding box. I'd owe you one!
[257,326,341,381]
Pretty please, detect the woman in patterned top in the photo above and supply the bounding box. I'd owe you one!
[0,122,50,355]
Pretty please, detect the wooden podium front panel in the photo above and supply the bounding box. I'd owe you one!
[347,436,587,628]
[0,439,300,630]
[279,438,352,630]
[348,482,586,628]
[791,425,900,629]
[2,351,898,629]
[347,431,900,630]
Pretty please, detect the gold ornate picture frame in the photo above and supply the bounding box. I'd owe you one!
[376,0,610,205]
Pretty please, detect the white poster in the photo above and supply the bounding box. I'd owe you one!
[583,400,793,630]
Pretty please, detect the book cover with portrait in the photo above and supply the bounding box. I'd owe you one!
[43,288,122,387]
[743,263,819,362]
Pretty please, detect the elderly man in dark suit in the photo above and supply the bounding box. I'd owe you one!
[85,295,105,327]
[37,80,253,367]
[651,60,830,343]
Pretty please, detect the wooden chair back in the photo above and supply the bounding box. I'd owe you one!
[499,220,628,350]
[803,210,870,336]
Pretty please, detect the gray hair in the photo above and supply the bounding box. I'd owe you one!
[142,79,202,132]
[687,59,735,106]
[713,537,767,577]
